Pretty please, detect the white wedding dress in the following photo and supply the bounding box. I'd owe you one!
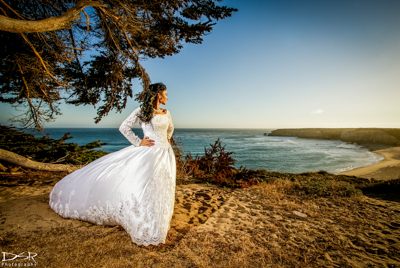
[49,107,176,246]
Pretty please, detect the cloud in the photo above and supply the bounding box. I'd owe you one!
[311,109,324,115]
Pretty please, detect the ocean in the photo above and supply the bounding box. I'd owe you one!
[29,128,384,174]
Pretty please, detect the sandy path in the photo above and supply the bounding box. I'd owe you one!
[0,183,233,235]
[339,146,400,181]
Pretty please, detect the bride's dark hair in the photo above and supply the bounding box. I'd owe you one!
[134,83,167,123]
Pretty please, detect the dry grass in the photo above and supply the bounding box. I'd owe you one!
[1,171,399,267]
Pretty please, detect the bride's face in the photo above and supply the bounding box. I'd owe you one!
[159,90,168,105]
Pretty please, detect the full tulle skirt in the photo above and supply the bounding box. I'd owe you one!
[49,145,176,246]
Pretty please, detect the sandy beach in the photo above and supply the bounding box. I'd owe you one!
[339,146,400,181]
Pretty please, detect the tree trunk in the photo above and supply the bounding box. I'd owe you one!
[0,0,104,33]
[0,148,81,173]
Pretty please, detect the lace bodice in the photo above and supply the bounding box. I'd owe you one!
[119,107,174,149]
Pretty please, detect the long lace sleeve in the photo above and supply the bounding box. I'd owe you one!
[119,108,142,146]
[167,110,174,140]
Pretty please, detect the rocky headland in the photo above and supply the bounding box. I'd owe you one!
[268,128,400,146]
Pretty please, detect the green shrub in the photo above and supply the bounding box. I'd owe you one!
[0,125,108,165]
[295,179,362,197]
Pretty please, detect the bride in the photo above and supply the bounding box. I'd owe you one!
[49,83,176,246]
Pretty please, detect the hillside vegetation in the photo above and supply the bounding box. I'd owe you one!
[269,128,400,146]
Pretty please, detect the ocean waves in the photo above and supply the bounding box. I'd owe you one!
[33,128,384,175]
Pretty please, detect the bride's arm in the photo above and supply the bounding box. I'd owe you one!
[119,108,142,146]
[167,110,174,142]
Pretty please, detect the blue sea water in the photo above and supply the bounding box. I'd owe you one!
[29,128,384,174]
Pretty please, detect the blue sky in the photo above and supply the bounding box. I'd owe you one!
[1,0,400,129]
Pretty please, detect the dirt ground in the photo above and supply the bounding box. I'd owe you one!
[0,170,399,267]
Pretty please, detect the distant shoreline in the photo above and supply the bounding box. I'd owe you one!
[338,146,400,181]
[268,128,400,180]
[269,128,400,147]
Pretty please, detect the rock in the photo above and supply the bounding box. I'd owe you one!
[292,211,307,218]
[287,211,308,220]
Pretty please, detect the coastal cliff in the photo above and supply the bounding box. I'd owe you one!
[268,128,400,146]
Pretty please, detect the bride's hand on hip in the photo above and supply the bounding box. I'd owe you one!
[140,136,155,147]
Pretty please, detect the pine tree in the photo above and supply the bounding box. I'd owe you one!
[0,0,237,132]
